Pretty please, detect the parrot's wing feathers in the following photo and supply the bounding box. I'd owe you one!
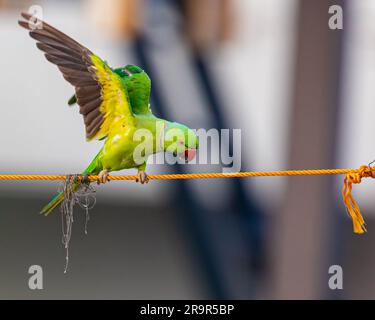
[18,12,134,141]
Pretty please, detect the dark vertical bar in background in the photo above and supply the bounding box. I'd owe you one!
[275,0,344,299]
[191,55,265,272]
[328,0,347,300]
[132,34,228,299]
[173,0,265,276]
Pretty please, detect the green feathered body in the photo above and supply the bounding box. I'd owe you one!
[19,13,198,216]
[41,66,198,215]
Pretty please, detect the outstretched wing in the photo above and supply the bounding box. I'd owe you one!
[18,12,134,141]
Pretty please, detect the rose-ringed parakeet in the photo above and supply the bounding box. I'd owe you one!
[18,13,199,215]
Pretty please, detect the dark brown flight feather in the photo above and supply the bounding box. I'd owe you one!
[18,12,105,140]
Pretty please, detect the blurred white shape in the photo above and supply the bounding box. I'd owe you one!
[212,0,298,209]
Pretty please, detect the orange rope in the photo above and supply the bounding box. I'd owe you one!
[0,168,358,181]
[1,166,374,234]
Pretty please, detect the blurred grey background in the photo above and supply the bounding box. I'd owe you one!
[0,0,375,299]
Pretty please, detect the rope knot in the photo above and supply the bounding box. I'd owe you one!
[342,165,375,234]
[346,165,372,184]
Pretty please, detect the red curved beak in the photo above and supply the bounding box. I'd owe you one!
[184,148,197,162]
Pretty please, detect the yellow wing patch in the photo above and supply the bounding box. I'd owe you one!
[88,55,134,141]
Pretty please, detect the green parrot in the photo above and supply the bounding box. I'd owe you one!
[18,13,199,215]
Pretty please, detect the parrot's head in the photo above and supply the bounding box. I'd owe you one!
[164,122,199,163]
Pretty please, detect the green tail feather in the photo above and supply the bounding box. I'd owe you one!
[40,192,65,216]
[40,150,103,216]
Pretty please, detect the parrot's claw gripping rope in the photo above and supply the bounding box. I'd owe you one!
[97,170,110,184]
[136,171,149,184]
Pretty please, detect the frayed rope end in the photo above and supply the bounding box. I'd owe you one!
[342,165,375,234]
